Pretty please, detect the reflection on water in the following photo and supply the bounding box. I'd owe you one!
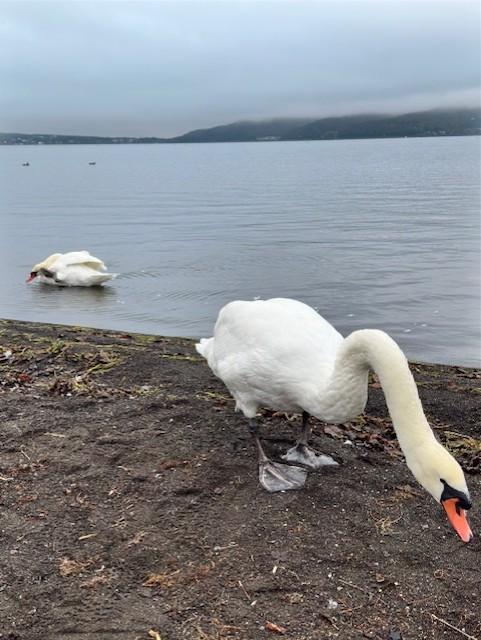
[0,137,480,366]
[29,282,117,311]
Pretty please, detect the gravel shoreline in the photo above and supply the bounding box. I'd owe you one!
[0,318,480,640]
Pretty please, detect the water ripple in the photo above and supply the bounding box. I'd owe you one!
[1,137,479,365]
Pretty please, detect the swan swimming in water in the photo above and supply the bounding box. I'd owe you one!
[196,298,473,542]
[26,251,117,287]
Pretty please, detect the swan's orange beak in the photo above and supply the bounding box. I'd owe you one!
[442,498,473,542]
[26,272,37,283]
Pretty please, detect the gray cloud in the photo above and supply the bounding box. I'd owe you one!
[0,1,479,136]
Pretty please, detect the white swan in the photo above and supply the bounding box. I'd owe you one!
[196,298,473,542]
[26,251,117,287]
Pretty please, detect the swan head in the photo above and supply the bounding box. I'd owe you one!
[408,441,472,542]
[26,253,62,283]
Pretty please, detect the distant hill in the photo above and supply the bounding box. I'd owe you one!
[169,118,312,143]
[282,108,481,141]
[1,109,479,146]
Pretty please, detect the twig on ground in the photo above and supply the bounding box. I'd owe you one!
[319,612,339,630]
[338,578,372,595]
[20,447,31,461]
[340,603,365,615]
[238,580,251,600]
[430,613,479,640]
[213,617,243,634]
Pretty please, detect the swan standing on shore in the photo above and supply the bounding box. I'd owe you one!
[26,251,117,287]
[196,298,473,542]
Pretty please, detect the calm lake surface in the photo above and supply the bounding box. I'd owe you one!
[0,137,480,366]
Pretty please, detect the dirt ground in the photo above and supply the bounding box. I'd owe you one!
[0,318,480,640]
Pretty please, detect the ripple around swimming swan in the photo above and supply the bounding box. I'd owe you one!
[116,269,164,280]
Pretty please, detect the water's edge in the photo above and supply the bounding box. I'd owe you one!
[2,316,479,372]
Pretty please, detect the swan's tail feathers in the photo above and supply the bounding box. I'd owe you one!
[195,337,214,359]
[88,272,118,286]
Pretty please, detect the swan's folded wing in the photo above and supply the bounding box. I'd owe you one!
[60,251,107,272]
[54,264,117,286]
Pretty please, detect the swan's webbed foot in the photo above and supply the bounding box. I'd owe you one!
[282,444,339,470]
[248,417,308,492]
[259,460,307,492]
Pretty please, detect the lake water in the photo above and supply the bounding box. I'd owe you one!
[0,137,480,366]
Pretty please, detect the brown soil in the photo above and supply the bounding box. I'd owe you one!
[0,318,480,640]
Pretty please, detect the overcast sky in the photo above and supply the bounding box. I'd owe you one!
[0,1,479,136]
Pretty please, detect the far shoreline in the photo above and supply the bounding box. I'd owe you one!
[2,107,480,146]
[2,133,480,147]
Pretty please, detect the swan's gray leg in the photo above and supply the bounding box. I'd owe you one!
[282,412,339,470]
[248,418,307,492]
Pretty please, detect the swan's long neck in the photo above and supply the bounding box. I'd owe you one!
[313,329,436,458]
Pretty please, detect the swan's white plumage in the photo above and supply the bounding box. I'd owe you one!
[198,299,344,418]
[196,297,470,507]
[29,251,117,287]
